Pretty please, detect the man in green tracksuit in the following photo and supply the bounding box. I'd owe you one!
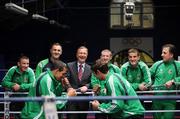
[1,55,35,92]
[91,49,121,95]
[1,55,35,119]
[91,63,121,95]
[150,44,180,119]
[91,59,145,119]
[21,61,76,119]
[91,49,121,119]
[121,48,151,91]
[35,42,65,78]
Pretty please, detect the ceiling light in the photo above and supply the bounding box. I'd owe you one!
[32,14,49,21]
[49,20,70,29]
[5,3,28,15]
[124,2,135,21]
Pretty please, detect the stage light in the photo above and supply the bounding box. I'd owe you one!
[32,14,49,21]
[5,3,28,15]
[124,2,135,21]
[49,20,70,29]
[49,20,56,24]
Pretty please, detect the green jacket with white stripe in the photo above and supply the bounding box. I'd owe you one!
[1,66,35,92]
[98,73,145,118]
[35,58,66,78]
[91,63,121,95]
[35,58,49,78]
[21,69,67,119]
[121,61,152,90]
[150,60,180,91]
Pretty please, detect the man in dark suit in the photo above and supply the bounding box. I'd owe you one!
[66,46,92,119]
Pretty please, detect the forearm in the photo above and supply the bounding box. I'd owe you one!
[20,83,33,91]
[98,102,122,113]
[1,81,15,90]
[91,74,100,88]
[56,94,67,110]
[131,83,139,91]
[171,78,180,86]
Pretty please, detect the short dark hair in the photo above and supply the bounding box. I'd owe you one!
[162,44,176,55]
[76,46,88,53]
[51,60,67,71]
[128,48,140,56]
[101,49,112,57]
[91,59,109,74]
[50,42,62,48]
[18,54,29,62]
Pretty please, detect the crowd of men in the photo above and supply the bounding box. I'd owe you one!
[1,43,180,119]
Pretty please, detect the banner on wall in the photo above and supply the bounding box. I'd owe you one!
[110,37,154,67]
[110,37,153,57]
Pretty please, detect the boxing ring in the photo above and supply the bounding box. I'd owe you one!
[0,89,180,119]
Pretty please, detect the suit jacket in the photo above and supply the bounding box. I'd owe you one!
[67,61,92,89]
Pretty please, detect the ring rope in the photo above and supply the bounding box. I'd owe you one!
[0,95,180,102]
[1,89,179,95]
[1,110,180,114]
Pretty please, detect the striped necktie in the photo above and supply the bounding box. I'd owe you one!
[78,64,83,81]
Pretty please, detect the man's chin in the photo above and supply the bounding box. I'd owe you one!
[54,56,60,59]
[79,60,86,63]
[22,69,27,72]
[130,62,136,65]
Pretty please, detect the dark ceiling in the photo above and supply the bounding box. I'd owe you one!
[0,0,180,68]
[0,0,67,31]
[0,0,111,68]
[1,0,180,31]
[0,0,110,32]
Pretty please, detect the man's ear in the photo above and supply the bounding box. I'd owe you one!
[170,53,173,59]
[97,70,101,75]
[17,62,20,66]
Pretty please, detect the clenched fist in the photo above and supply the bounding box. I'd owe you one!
[67,88,77,97]
[139,82,148,91]
[91,100,100,110]
[12,83,20,91]
[80,86,88,93]
[92,84,101,95]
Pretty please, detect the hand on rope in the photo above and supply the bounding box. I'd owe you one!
[79,86,88,93]
[139,82,148,91]
[165,79,175,88]
[12,83,20,91]
[91,100,100,110]
[67,88,77,97]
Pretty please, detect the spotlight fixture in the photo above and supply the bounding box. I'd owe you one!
[49,20,70,29]
[5,3,28,15]
[124,2,135,21]
[32,14,49,21]
[49,20,56,24]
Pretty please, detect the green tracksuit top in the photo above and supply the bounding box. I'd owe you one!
[91,63,120,95]
[35,58,66,78]
[150,60,180,92]
[35,59,49,78]
[1,66,35,91]
[121,61,152,90]
[98,73,145,118]
[21,69,67,119]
